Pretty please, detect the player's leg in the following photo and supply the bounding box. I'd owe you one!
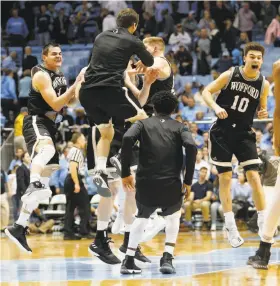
[120,201,156,274]
[5,116,58,252]
[249,168,280,269]
[209,123,244,247]
[235,131,265,236]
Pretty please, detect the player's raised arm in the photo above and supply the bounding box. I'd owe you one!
[273,60,280,156]
[202,69,232,119]
[33,71,79,112]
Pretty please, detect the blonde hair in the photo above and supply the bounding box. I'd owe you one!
[143,37,165,52]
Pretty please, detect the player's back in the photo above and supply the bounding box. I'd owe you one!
[82,28,153,89]
[136,115,185,181]
[28,64,67,116]
[216,66,265,129]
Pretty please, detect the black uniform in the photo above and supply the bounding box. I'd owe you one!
[209,66,265,172]
[121,115,197,218]
[143,57,175,116]
[23,64,67,164]
[79,28,154,125]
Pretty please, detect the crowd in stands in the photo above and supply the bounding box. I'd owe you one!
[1,1,279,235]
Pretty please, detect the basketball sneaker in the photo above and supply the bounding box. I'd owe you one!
[88,236,121,265]
[110,153,122,177]
[93,170,111,197]
[21,181,52,204]
[5,223,32,253]
[250,250,271,270]
[120,255,142,274]
[225,225,244,248]
[160,252,176,274]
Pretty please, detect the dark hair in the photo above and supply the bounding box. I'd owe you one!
[152,91,178,115]
[71,132,83,144]
[42,42,61,56]
[20,152,28,162]
[244,42,265,57]
[116,8,139,28]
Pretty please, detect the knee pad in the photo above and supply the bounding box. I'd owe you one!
[41,164,59,177]
[216,166,232,174]
[32,144,56,168]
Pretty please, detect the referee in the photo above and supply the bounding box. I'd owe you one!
[79,8,154,197]
[64,132,92,240]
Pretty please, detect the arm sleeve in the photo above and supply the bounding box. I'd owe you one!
[121,121,143,178]
[134,38,154,67]
[181,126,197,185]
[16,167,25,196]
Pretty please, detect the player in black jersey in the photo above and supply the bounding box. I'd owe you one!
[202,42,270,248]
[5,43,83,253]
[248,60,280,269]
[79,9,154,197]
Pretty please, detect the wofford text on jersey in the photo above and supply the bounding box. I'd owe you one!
[230,82,260,99]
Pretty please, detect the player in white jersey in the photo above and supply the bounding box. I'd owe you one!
[247,59,280,269]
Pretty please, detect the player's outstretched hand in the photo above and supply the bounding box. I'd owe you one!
[257,109,268,119]
[214,106,228,119]
[125,110,148,123]
[144,68,159,85]
[122,175,135,192]
[135,60,148,74]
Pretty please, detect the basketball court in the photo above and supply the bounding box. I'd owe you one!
[1,231,279,285]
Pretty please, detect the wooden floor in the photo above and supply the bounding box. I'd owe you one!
[1,231,280,285]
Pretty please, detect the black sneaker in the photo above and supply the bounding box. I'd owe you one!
[251,249,271,270]
[160,252,176,274]
[88,237,121,264]
[64,233,82,240]
[93,170,111,197]
[119,244,151,263]
[110,153,122,177]
[21,181,52,204]
[80,233,95,239]
[120,255,142,274]
[247,250,261,265]
[5,223,32,253]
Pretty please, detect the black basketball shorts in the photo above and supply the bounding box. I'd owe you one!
[23,115,59,164]
[209,121,261,173]
[79,86,142,125]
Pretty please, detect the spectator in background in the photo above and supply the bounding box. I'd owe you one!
[175,114,183,123]
[2,51,17,73]
[0,169,11,233]
[16,152,31,204]
[54,1,72,16]
[261,0,277,30]
[14,107,28,152]
[255,129,272,151]
[181,97,206,123]
[198,10,213,32]
[59,108,75,142]
[8,165,19,221]
[211,1,233,35]
[223,19,237,54]
[214,50,233,74]
[9,148,24,172]
[1,69,18,119]
[236,32,249,51]
[53,8,69,44]
[142,0,156,16]
[19,70,31,107]
[193,149,210,182]
[0,108,7,128]
[265,14,280,46]
[194,85,206,106]
[184,167,212,230]
[102,10,116,32]
[22,47,38,72]
[6,8,29,46]
[178,94,189,111]
[161,9,175,43]
[175,0,190,22]
[196,29,211,75]
[234,2,257,41]
[175,45,193,75]
[209,21,222,58]
[101,1,128,18]
[142,12,157,36]
[210,185,223,231]
[75,0,93,13]
[199,1,211,19]
[171,64,185,95]
[203,131,209,147]
[181,82,193,97]
[37,5,51,46]
[182,11,198,35]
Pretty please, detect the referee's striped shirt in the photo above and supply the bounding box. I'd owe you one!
[67,147,84,175]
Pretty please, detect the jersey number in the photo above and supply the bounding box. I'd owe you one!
[231,95,249,113]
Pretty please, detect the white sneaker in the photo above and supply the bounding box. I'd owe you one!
[225,226,244,248]
[111,213,124,234]
[141,215,166,243]
[211,224,216,231]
